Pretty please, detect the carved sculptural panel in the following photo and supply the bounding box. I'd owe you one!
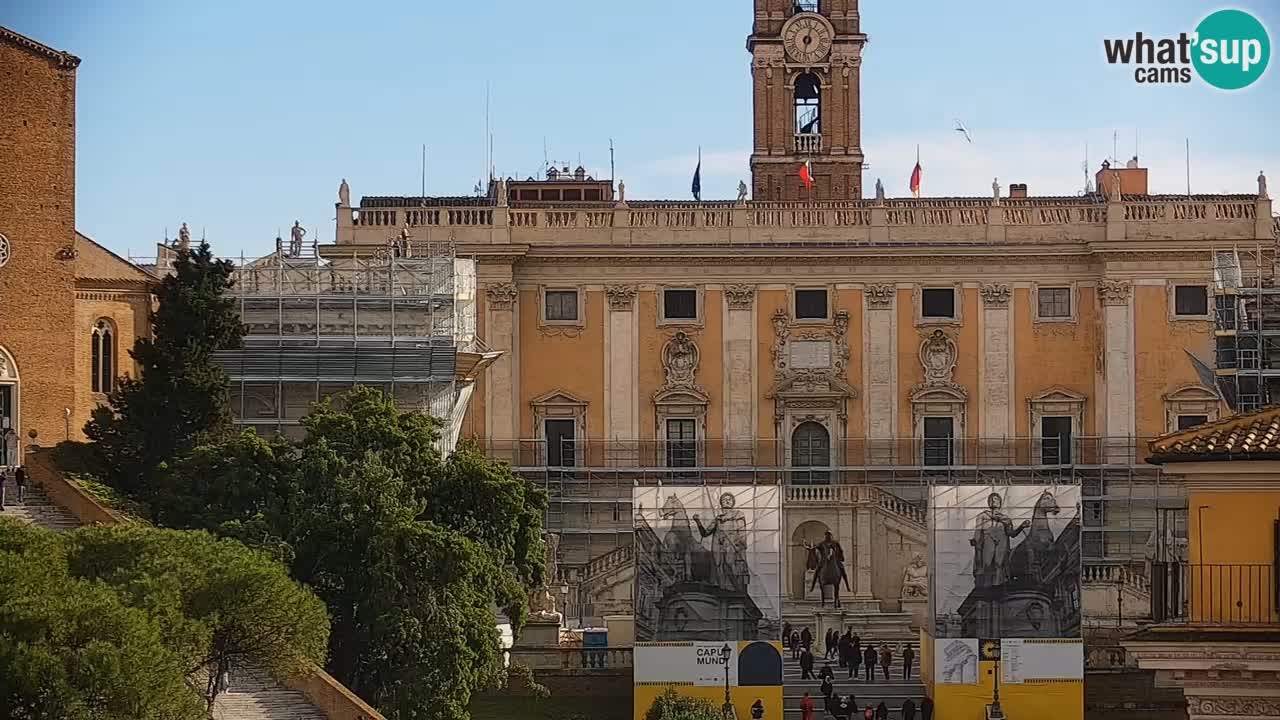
[919,329,958,385]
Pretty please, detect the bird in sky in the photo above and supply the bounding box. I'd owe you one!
[954,119,972,143]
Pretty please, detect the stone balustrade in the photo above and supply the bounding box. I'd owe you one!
[794,132,822,153]
[1083,562,1152,593]
[782,485,925,525]
[335,196,1264,240]
[559,647,633,670]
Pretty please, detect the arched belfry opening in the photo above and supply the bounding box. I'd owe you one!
[794,73,821,137]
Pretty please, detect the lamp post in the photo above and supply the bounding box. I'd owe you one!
[721,643,736,720]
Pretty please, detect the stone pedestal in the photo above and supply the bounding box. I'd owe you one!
[509,619,563,670]
[804,569,821,601]
[815,609,848,645]
[900,597,928,631]
[603,614,634,647]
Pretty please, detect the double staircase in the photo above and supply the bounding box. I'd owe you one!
[0,476,80,531]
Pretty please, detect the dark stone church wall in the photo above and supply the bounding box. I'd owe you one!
[1085,670,1187,719]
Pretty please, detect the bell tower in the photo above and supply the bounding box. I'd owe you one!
[748,0,866,201]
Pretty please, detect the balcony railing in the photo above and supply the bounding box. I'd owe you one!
[795,133,822,154]
[478,436,1157,472]
[1151,562,1278,625]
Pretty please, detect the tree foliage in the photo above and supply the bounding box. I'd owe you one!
[0,519,328,718]
[642,689,724,720]
[84,242,243,501]
[161,386,548,720]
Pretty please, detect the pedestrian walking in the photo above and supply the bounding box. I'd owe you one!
[801,626,813,653]
[791,631,801,660]
[921,696,934,720]
[902,698,917,720]
[862,644,877,682]
[783,621,793,648]
[800,691,816,720]
[903,643,916,680]
[848,637,861,679]
[875,701,889,719]
[14,465,26,504]
[820,674,834,701]
[862,705,875,720]
[879,644,893,681]
[800,647,815,680]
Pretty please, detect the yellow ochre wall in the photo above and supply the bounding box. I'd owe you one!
[930,671,1083,720]
[1134,284,1214,440]
[1188,488,1280,622]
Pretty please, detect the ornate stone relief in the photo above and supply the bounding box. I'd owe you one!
[865,283,895,309]
[538,326,583,339]
[0,233,10,268]
[661,332,700,389]
[919,330,958,386]
[767,308,858,427]
[901,552,928,598]
[1034,323,1079,339]
[980,283,1011,308]
[486,282,518,310]
[1186,697,1280,717]
[1097,279,1132,306]
[724,284,756,310]
[605,284,637,311]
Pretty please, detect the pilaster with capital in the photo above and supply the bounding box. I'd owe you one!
[606,285,639,456]
[854,506,875,599]
[484,281,519,445]
[1099,279,1135,458]
[863,284,897,463]
[980,283,1013,447]
[724,285,757,463]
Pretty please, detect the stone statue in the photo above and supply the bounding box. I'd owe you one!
[992,177,1001,202]
[662,332,699,386]
[803,531,850,608]
[529,532,562,620]
[1260,171,1269,199]
[969,493,1030,589]
[177,222,191,250]
[338,178,350,206]
[737,180,749,203]
[875,178,885,203]
[617,180,626,204]
[290,221,306,256]
[901,552,928,598]
[692,492,749,593]
[1111,171,1122,200]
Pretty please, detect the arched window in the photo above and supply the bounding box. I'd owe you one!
[791,421,830,484]
[794,73,821,138]
[91,319,115,394]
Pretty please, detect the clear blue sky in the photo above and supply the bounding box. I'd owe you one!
[5,0,1277,259]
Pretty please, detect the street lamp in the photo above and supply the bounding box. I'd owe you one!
[721,643,736,720]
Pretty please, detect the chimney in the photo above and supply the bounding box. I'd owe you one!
[1009,183,1028,199]
[1096,158,1149,199]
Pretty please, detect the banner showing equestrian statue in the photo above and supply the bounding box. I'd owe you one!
[929,485,1082,642]
[633,485,782,642]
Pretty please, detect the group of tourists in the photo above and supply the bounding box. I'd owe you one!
[0,464,27,509]
[784,622,929,720]
[784,623,916,682]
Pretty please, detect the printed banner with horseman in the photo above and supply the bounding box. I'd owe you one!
[633,486,782,643]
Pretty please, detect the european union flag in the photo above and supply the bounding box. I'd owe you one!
[692,148,702,201]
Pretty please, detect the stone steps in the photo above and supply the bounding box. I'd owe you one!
[0,478,80,531]
[782,652,926,720]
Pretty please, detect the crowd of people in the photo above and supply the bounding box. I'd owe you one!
[784,622,930,720]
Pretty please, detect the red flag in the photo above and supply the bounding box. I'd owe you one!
[909,162,922,197]
[799,160,814,191]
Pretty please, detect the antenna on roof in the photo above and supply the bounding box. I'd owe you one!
[484,81,491,188]
[1112,130,1118,165]
[421,144,427,200]
[1083,142,1093,193]
[543,137,549,176]
[1186,138,1192,197]
[610,139,615,185]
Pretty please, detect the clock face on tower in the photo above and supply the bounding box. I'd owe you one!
[782,14,833,64]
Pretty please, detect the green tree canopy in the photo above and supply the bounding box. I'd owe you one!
[85,241,243,501]
[642,688,724,720]
[160,386,548,720]
[0,519,329,717]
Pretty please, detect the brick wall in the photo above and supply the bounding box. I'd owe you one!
[0,33,80,448]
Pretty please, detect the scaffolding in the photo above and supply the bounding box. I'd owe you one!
[213,234,476,446]
[488,437,1186,627]
[1213,242,1280,412]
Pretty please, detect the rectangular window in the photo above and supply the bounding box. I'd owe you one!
[665,419,697,469]
[545,419,576,468]
[544,290,578,322]
[921,288,955,319]
[1041,416,1073,465]
[1177,414,1209,431]
[1083,531,1104,560]
[1174,285,1209,316]
[922,417,954,466]
[663,289,698,321]
[1037,287,1072,318]
[795,289,829,320]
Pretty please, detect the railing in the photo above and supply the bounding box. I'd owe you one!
[558,647,633,670]
[1084,562,1151,595]
[333,196,1257,236]
[795,133,822,154]
[1151,562,1278,625]
[482,436,1157,471]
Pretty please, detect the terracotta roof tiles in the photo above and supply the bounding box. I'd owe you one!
[1148,406,1280,462]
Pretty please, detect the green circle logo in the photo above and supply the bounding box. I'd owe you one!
[1192,9,1270,90]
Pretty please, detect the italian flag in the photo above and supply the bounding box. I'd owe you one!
[910,161,922,198]
[799,160,814,191]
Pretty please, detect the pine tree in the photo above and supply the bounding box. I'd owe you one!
[85,242,243,501]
